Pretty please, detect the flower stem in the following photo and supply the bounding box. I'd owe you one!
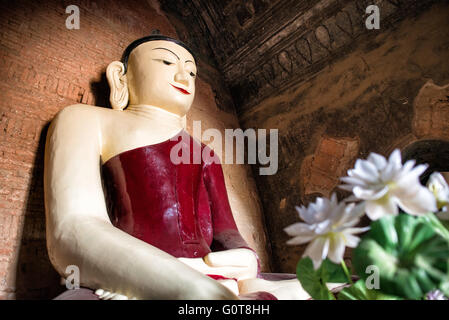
[425,213,449,241]
[341,260,354,286]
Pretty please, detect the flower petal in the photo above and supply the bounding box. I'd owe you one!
[340,202,366,225]
[410,163,428,177]
[329,202,347,224]
[344,226,370,235]
[284,222,313,236]
[286,234,316,245]
[396,165,427,188]
[380,150,402,182]
[395,186,437,215]
[340,176,366,186]
[400,160,416,176]
[427,172,449,205]
[328,235,345,264]
[428,172,449,191]
[367,152,387,170]
[341,195,361,203]
[343,233,362,247]
[335,203,366,233]
[350,166,379,184]
[298,205,320,224]
[358,159,380,178]
[381,162,398,182]
[295,205,311,222]
[321,238,330,260]
[388,149,402,168]
[353,185,388,200]
[339,184,356,192]
[365,197,398,220]
[304,237,329,269]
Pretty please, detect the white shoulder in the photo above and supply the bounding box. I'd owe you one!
[46,104,107,151]
[50,104,111,135]
[53,104,102,123]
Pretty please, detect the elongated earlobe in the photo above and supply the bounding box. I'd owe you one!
[106,61,129,110]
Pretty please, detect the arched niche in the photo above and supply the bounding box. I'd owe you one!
[402,139,449,185]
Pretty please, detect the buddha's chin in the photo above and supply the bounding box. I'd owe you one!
[165,100,193,116]
[133,98,192,117]
[158,103,191,117]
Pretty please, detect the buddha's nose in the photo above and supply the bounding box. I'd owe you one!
[174,69,189,87]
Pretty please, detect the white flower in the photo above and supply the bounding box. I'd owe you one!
[426,289,448,300]
[427,172,449,220]
[340,149,436,220]
[284,194,369,269]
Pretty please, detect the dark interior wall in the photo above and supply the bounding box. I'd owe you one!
[159,0,449,274]
[238,3,449,273]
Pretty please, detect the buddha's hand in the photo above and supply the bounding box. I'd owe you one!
[94,289,136,300]
[203,248,258,281]
[216,279,240,296]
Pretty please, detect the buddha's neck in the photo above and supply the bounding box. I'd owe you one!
[125,104,184,130]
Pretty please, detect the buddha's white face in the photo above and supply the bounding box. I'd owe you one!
[126,40,197,116]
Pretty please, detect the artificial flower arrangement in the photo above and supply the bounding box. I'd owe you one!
[285,149,449,300]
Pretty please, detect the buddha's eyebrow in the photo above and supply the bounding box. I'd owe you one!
[152,47,180,60]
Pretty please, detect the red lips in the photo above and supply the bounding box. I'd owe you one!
[171,84,191,95]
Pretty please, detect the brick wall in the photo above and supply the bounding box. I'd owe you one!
[0,0,271,299]
[0,0,179,300]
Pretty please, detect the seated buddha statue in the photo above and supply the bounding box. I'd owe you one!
[44,34,307,300]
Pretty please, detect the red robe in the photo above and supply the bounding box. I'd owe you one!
[102,130,254,260]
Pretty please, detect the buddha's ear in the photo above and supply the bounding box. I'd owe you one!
[106,61,128,110]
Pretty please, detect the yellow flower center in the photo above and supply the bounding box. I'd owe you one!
[387,181,397,190]
[375,181,397,205]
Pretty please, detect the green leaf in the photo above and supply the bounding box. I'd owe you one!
[369,215,398,251]
[420,213,449,241]
[441,219,449,232]
[353,214,449,299]
[338,280,402,300]
[296,257,347,300]
[297,258,333,300]
[396,214,415,250]
[321,259,349,283]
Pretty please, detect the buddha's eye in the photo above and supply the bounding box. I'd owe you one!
[153,59,175,65]
[190,72,196,77]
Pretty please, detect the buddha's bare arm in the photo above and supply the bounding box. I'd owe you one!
[44,105,238,300]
